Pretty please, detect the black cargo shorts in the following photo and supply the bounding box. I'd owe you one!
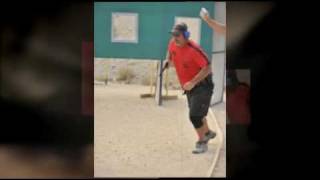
[186,75,214,118]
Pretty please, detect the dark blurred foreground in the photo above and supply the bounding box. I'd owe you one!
[0,2,93,178]
[227,2,311,177]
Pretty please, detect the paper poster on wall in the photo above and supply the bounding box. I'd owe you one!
[111,12,138,43]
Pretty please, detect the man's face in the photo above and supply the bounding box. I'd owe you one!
[172,31,186,46]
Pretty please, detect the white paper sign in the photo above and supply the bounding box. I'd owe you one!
[111,13,138,43]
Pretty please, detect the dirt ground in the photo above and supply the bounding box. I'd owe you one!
[210,100,226,177]
[94,83,225,177]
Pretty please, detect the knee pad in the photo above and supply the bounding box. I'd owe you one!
[190,116,204,129]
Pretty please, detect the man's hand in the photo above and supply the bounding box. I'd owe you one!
[200,7,210,22]
[163,60,169,69]
[200,7,226,35]
[183,81,196,91]
[160,60,170,76]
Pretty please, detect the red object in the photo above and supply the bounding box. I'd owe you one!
[168,39,209,87]
[81,41,93,116]
[227,83,251,124]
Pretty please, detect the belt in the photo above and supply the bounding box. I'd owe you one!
[183,75,213,95]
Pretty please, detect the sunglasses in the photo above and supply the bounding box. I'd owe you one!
[171,31,182,37]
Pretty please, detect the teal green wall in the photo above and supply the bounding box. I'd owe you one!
[94,2,214,61]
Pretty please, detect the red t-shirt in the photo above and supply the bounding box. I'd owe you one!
[226,83,251,124]
[168,39,210,86]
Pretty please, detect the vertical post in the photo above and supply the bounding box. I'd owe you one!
[155,60,164,106]
[165,66,169,96]
[149,62,154,94]
[158,60,163,105]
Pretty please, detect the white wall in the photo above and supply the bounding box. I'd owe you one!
[211,2,226,105]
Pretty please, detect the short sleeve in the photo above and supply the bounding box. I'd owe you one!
[192,47,209,68]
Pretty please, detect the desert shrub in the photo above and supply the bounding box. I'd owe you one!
[116,67,135,84]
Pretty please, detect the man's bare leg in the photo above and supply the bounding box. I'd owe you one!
[202,117,210,134]
[195,125,208,141]
[192,125,209,154]
[194,117,211,141]
[202,117,217,143]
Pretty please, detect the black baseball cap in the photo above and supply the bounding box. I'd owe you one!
[169,23,188,36]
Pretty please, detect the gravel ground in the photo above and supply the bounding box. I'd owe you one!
[94,83,225,177]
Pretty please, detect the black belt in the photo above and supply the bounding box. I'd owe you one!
[196,75,213,88]
[183,75,213,95]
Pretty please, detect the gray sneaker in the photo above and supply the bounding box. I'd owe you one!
[203,130,216,143]
[192,141,208,154]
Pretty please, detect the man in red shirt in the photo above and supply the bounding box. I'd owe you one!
[226,70,251,124]
[164,23,216,154]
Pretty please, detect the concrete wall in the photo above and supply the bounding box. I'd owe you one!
[94,58,181,89]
